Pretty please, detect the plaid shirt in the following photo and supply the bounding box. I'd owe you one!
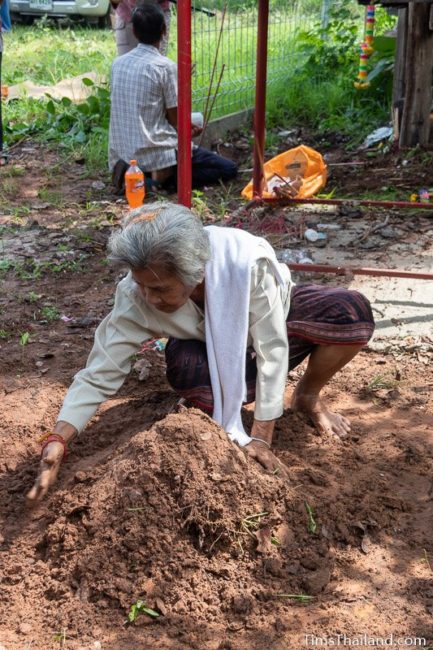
[109,44,178,172]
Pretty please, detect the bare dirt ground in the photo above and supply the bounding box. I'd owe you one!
[0,138,433,650]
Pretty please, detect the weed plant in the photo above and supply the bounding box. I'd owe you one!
[267,2,396,144]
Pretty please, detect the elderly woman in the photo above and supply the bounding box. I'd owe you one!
[28,203,374,501]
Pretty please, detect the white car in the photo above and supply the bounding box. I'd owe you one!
[10,0,111,26]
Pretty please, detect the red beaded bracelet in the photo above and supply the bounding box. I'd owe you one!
[40,433,69,460]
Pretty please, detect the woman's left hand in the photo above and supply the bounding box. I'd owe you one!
[244,440,289,479]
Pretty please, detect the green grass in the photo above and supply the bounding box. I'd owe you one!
[3,23,115,85]
[266,76,390,145]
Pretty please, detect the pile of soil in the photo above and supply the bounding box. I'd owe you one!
[1,410,324,648]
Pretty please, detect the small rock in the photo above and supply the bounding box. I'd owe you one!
[155,597,167,616]
[361,534,372,554]
[133,358,151,381]
[30,201,51,210]
[255,526,273,554]
[274,522,294,548]
[379,226,400,239]
[263,557,284,577]
[93,642,102,650]
[274,617,289,633]
[304,228,327,246]
[359,239,380,250]
[91,181,106,191]
[18,622,33,634]
[316,223,341,231]
[321,524,331,539]
[74,471,88,483]
[302,566,331,595]
[300,556,319,571]
[286,562,300,575]
[231,595,252,615]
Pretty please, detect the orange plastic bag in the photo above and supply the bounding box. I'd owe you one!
[241,144,327,200]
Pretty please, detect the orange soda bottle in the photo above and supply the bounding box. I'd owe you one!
[125,160,145,209]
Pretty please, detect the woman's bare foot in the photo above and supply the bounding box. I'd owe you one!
[291,391,351,439]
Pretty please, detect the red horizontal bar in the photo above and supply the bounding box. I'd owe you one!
[287,262,433,280]
[261,197,433,210]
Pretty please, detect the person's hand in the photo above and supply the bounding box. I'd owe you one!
[27,442,65,503]
[191,124,203,138]
[244,440,289,479]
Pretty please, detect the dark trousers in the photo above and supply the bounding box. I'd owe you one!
[163,146,238,190]
[190,146,238,188]
[112,146,237,195]
[165,285,375,414]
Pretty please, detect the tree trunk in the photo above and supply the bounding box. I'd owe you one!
[399,3,433,148]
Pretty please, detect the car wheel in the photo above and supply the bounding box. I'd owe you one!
[12,13,34,24]
[97,9,112,28]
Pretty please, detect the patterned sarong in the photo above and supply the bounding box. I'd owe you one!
[165,284,375,413]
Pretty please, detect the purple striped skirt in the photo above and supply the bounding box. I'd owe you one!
[165,284,375,413]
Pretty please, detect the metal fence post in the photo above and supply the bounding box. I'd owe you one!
[177,0,192,208]
[252,0,269,198]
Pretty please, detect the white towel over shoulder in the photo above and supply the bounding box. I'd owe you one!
[204,226,286,447]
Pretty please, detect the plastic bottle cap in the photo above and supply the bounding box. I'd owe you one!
[130,159,137,165]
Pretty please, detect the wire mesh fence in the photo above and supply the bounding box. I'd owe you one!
[168,1,324,119]
[167,0,383,124]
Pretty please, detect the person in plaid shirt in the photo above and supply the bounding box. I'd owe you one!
[109,4,237,191]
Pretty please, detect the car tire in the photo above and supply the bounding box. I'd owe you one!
[11,12,34,24]
[97,8,112,28]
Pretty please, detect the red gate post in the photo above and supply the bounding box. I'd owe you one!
[177,0,192,207]
[252,0,270,199]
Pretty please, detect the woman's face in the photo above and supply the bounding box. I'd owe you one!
[132,264,194,313]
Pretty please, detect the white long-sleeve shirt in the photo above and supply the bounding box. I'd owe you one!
[58,258,293,434]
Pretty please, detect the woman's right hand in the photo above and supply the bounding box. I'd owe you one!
[26,441,65,503]
[244,440,289,479]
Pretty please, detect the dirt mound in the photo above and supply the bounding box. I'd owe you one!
[1,406,352,649]
[20,410,311,646]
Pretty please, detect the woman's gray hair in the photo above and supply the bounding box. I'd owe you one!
[108,202,211,287]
